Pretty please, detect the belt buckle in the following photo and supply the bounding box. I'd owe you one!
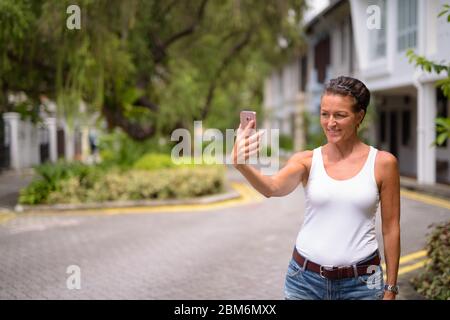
[319,265,336,279]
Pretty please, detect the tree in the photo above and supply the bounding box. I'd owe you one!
[406,4,450,146]
[0,0,306,140]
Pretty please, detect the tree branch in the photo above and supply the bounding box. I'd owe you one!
[102,104,156,141]
[162,0,208,48]
[134,95,159,111]
[161,0,178,19]
[148,0,208,65]
[200,30,252,119]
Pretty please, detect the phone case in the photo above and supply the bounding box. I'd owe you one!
[240,111,256,129]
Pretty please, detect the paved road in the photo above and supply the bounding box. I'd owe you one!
[0,168,449,300]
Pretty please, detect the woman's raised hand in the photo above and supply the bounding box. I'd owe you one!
[231,120,263,167]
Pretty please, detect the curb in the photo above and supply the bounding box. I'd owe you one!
[400,177,450,200]
[14,184,241,213]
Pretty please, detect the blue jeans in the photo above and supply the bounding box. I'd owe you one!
[284,250,384,300]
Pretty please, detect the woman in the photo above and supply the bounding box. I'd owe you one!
[231,76,400,300]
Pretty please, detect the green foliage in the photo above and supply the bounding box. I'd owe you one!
[18,160,103,204]
[406,49,450,97]
[133,153,176,171]
[13,101,42,124]
[1,0,307,140]
[98,129,174,168]
[34,160,98,187]
[19,156,225,204]
[0,0,34,100]
[279,134,294,151]
[411,220,450,300]
[26,167,225,204]
[434,117,450,146]
[18,179,53,205]
[438,4,450,21]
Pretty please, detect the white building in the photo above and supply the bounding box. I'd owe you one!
[263,0,450,185]
[1,95,97,171]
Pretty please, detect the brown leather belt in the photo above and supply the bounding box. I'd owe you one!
[293,249,381,280]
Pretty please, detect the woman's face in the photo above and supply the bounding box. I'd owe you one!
[320,94,364,143]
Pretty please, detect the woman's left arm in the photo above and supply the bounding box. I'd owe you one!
[378,151,401,300]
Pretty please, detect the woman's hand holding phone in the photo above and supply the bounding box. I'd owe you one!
[231,115,263,167]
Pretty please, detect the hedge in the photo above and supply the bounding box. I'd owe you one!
[19,157,225,205]
[410,220,450,300]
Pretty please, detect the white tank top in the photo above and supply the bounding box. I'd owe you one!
[295,145,380,266]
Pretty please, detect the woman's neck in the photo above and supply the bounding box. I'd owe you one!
[324,136,365,161]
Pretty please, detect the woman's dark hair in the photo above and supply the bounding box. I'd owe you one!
[324,76,371,121]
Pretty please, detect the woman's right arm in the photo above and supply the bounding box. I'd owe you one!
[234,153,308,197]
[231,121,309,197]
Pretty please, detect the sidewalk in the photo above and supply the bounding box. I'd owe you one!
[400,176,450,200]
[0,169,34,211]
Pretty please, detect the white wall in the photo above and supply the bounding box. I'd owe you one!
[351,0,450,91]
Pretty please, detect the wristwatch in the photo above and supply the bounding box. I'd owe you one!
[384,284,399,294]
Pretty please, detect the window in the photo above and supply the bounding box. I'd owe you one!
[369,0,387,59]
[314,35,330,84]
[402,110,411,146]
[379,111,386,142]
[397,0,417,52]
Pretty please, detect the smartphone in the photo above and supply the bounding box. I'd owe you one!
[240,110,257,129]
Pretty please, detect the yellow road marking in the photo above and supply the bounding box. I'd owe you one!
[398,259,430,276]
[381,250,428,270]
[401,189,450,210]
[98,182,263,215]
[0,212,16,225]
[380,250,430,279]
[398,250,427,264]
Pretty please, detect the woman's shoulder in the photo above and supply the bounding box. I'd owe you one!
[288,149,314,165]
[285,150,314,181]
[375,149,398,167]
[374,149,399,189]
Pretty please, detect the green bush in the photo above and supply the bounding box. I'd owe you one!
[99,130,174,168]
[34,161,91,187]
[19,161,103,204]
[133,153,176,171]
[24,166,225,204]
[19,150,226,205]
[411,220,450,300]
[18,179,53,205]
[133,152,227,169]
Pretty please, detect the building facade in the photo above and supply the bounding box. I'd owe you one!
[1,96,97,171]
[263,0,450,185]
